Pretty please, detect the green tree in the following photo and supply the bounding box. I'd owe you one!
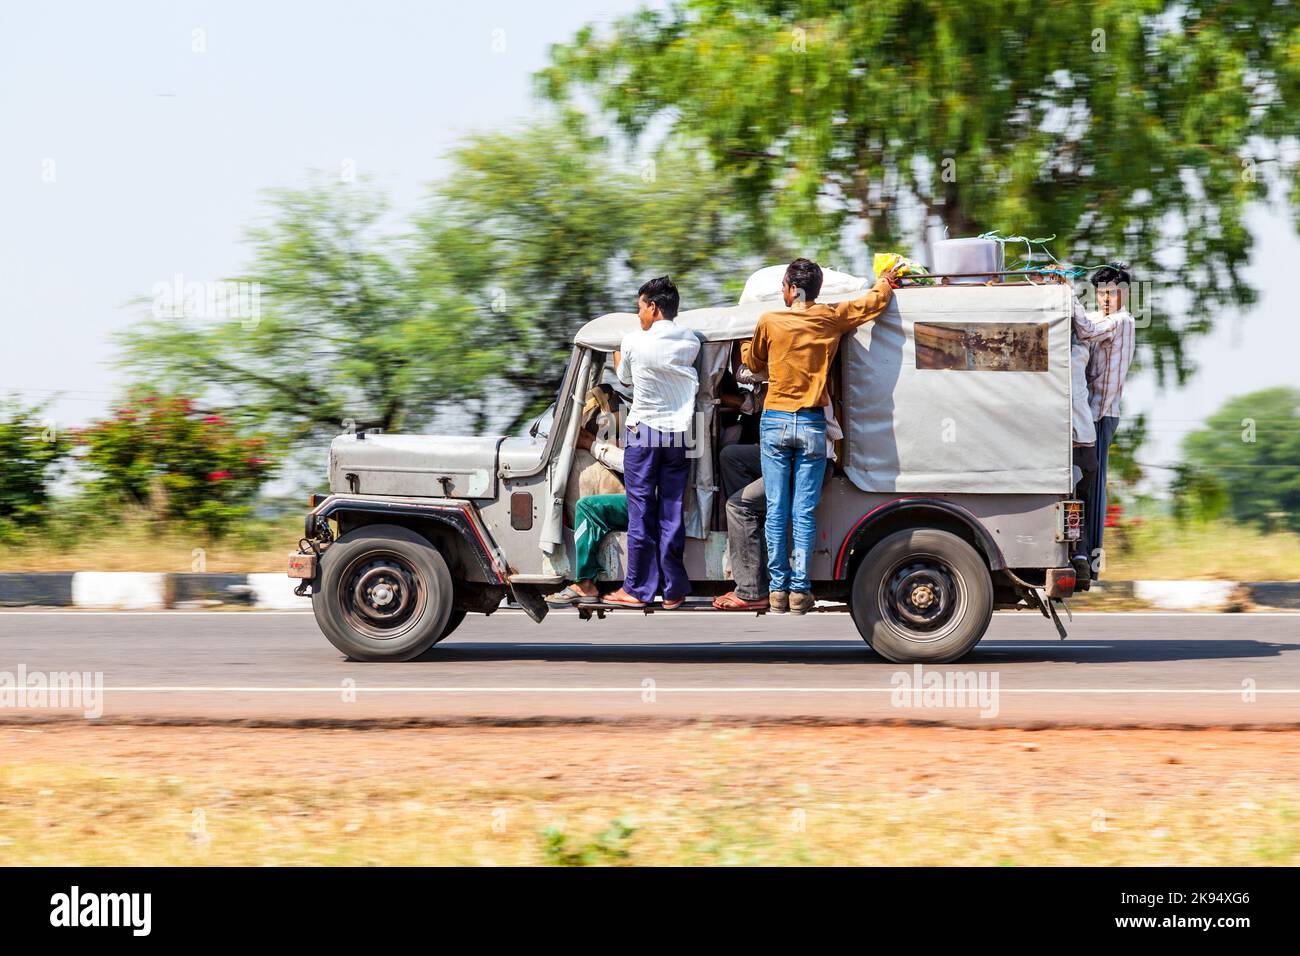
[119,181,500,444]
[0,398,68,528]
[1180,387,1300,533]
[541,0,1300,383]
[412,122,758,428]
[123,125,756,438]
[1168,462,1229,524]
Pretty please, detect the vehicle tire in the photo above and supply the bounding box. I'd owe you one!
[849,528,993,664]
[312,524,454,662]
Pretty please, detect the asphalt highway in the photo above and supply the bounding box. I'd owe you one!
[1,609,1297,727]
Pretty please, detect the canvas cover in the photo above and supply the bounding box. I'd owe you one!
[840,282,1073,494]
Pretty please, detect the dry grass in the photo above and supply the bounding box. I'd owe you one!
[2,724,1298,866]
[1105,517,1300,581]
[0,517,299,573]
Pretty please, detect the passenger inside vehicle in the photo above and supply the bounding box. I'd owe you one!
[562,355,627,524]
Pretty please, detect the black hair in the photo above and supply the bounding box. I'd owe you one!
[1091,261,1132,288]
[638,275,680,319]
[784,257,824,301]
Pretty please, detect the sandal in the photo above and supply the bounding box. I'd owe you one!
[546,585,599,607]
[603,590,647,608]
[661,597,686,610]
[712,591,768,611]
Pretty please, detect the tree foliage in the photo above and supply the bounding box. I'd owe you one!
[122,125,756,438]
[118,183,497,444]
[1180,387,1300,533]
[0,399,68,529]
[541,0,1300,383]
[413,122,757,428]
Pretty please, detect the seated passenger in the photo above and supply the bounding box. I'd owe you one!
[546,494,628,606]
[713,343,769,610]
[564,382,626,524]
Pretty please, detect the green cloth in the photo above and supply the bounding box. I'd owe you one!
[573,494,628,581]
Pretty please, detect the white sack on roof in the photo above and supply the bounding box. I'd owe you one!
[738,264,866,304]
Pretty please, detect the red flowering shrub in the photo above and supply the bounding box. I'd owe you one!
[76,393,276,536]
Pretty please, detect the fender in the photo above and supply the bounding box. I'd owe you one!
[834,497,1007,579]
[310,494,507,585]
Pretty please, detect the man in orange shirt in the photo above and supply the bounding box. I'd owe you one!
[745,258,899,614]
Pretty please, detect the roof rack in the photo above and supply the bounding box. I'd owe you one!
[899,269,1074,286]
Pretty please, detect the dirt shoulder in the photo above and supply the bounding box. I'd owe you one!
[2,723,1298,865]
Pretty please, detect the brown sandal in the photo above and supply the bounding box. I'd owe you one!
[712,591,769,611]
[603,589,647,608]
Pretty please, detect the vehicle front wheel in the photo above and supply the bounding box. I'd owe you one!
[849,528,993,664]
[312,524,454,662]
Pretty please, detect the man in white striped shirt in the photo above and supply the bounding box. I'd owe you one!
[603,276,701,609]
[1071,263,1137,579]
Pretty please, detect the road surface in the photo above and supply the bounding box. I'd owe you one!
[1,609,1297,726]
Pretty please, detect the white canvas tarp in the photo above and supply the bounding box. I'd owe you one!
[840,282,1074,494]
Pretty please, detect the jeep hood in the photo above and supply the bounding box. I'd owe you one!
[328,433,502,499]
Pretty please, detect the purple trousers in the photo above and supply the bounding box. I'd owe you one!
[622,423,691,603]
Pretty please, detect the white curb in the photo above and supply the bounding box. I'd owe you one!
[1132,580,1239,610]
[247,573,312,610]
[70,572,167,610]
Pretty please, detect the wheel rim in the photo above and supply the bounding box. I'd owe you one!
[337,550,427,640]
[876,552,966,643]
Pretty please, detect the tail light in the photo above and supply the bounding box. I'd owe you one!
[1055,500,1083,543]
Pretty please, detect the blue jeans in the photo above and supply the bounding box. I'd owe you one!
[760,408,828,593]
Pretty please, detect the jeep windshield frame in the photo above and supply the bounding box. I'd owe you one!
[500,345,587,479]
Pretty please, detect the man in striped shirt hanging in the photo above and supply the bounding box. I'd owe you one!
[1071,262,1137,581]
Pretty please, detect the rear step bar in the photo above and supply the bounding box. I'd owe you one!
[559,597,853,619]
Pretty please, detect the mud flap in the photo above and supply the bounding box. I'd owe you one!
[1043,590,1068,640]
[1025,587,1069,640]
[509,584,550,623]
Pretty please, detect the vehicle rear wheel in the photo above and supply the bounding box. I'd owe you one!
[312,524,453,662]
[849,528,993,663]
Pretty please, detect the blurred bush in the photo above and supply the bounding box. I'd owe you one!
[74,393,276,538]
[1179,386,1300,534]
[0,398,69,533]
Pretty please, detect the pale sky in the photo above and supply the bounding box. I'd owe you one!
[2,0,1297,490]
